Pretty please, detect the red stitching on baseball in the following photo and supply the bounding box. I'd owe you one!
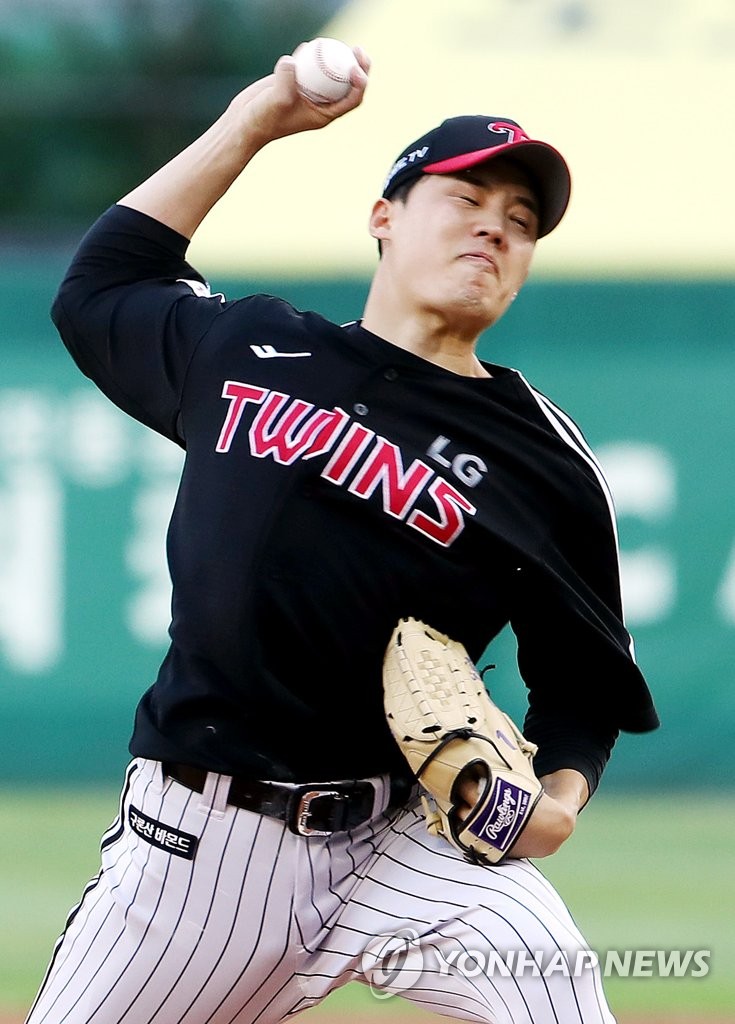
[315,40,351,83]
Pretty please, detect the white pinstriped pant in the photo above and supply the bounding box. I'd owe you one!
[26,758,616,1024]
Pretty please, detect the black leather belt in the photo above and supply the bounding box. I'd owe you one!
[163,762,412,837]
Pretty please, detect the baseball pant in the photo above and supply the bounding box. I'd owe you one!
[26,757,615,1024]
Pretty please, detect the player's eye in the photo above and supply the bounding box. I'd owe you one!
[456,194,479,206]
[510,211,536,234]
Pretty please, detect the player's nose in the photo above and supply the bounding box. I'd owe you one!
[474,205,507,248]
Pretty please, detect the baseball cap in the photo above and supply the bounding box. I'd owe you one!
[382,115,571,238]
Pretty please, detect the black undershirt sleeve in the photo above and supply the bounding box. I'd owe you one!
[508,550,632,799]
[522,707,619,801]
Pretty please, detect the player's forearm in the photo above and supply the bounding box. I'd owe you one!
[540,767,590,810]
[508,768,589,859]
[118,101,266,240]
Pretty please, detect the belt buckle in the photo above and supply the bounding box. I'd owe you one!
[290,787,343,837]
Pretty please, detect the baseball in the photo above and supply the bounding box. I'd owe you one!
[293,37,359,105]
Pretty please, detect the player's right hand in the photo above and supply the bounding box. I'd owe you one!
[228,46,370,153]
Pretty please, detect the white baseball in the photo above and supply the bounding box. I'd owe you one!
[293,37,359,105]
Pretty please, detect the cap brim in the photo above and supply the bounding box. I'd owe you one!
[424,140,571,238]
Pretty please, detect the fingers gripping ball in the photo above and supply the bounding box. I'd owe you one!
[293,37,359,105]
[383,617,543,864]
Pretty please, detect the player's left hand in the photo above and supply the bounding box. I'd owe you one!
[383,618,544,865]
[456,767,588,858]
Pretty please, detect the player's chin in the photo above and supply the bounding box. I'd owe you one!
[451,288,507,331]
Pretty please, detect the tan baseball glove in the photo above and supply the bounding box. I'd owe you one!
[383,617,543,865]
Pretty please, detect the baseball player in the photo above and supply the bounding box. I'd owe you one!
[28,45,659,1024]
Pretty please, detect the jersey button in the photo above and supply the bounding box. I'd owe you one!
[383,368,399,381]
[353,402,369,416]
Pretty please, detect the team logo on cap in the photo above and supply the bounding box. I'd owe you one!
[487,121,530,145]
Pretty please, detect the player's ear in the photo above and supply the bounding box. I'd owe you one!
[368,198,394,245]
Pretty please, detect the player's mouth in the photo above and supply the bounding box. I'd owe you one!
[458,252,499,274]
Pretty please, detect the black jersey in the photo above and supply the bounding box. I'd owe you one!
[51,205,659,790]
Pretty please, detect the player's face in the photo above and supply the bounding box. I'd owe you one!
[374,159,539,333]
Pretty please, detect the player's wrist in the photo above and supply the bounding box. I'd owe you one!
[507,790,576,859]
[222,86,279,160]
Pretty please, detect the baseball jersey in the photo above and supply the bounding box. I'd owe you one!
[50,204,659,792]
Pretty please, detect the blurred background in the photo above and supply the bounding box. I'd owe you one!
[1,0,733,1021]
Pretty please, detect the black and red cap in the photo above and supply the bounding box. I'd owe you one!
[382,115,571,238]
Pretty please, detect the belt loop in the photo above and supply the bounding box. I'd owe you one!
[372,775,390,815]
[198,772,232,817]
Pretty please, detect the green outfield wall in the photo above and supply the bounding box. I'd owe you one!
[1,262,734,787]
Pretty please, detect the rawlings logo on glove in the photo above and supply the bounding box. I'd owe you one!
[383,617,543,865]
